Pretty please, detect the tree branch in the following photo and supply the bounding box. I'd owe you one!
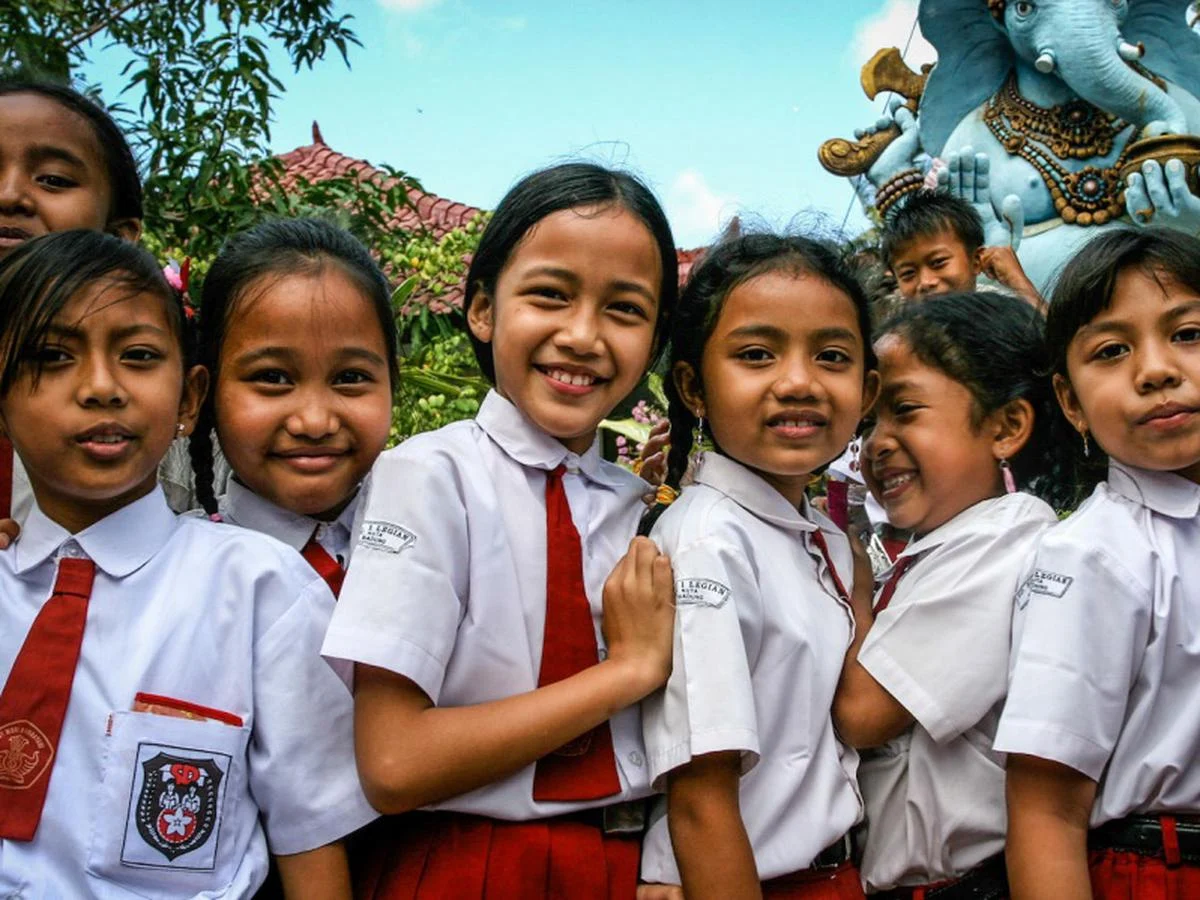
[62,0,150,52]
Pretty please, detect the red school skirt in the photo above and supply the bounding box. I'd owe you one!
[1089,850,1200,900]
[353,810,640,900]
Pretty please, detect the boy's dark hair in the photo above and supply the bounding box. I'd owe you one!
[664,231,877,490]
[877,290,1076,510]
[0,230,185,396]
[463,162,678,381]
[0,81,143,225]
[190,218,400,515]
[880,190,985,267]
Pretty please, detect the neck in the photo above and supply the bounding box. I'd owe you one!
[1012,59,1077,108]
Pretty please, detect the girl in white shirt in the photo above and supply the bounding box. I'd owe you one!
[832,291,1064,899]
[998,227,1200,900]
[640,232,879,899]
[0,230,374,899]
[321,163,678,899]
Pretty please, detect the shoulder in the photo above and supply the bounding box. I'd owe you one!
[1028,486,1150,591]
[651,485,755,559]
[167,516,322,596]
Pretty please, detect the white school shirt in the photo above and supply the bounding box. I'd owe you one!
[322,389,655,819]
[855,492,1057,892]
[0,488,377,900]
[639,453,862,884]
[218,475,363,566]
[995,462,1200,825]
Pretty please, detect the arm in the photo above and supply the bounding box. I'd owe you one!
[1006,754,1096,900]
[978,246,1046,314]
[276,842,352,900]
[354,538,674,813]
[667,752,761,900]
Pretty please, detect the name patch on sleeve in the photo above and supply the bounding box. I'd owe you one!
[676,577,731,609]
[1016,569,1074,608]
[357,521,418,555]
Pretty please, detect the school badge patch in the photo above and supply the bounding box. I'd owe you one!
[0,719,53,789]
[121,744,229,870]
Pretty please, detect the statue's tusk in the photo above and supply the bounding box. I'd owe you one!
[1118,40,1145,62]
[1035,50,1056,74]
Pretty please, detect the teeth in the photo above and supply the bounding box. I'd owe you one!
[882,473,916,491]
[548,368,595,387]
[88,434,126,444]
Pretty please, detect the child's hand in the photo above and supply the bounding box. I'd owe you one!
[601,536,675,695]
[979,246,1045,313]
[0,518,20,550]
[635,420,670,490]
[638,884,685,900]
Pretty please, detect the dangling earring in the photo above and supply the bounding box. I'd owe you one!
[1080,429,1090,458]
[999,457,1017,494]
[691,416,707,465]
[176,423,186,436]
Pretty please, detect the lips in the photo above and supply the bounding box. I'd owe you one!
[765,409,828,439]
[1137,401,1199,427]
[537,364,607,395]
[271,447,350,473]
[0,225,34,248]
[75,423,136,460]
[874,468,918,500]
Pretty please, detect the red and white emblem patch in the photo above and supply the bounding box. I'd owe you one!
[0,719,53,790]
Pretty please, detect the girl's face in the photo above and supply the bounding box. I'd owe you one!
[468,205,661,454]
[680,271,874,508]
[0,279,205,532]
[1055,267,1200,484]
[215,267,394,520]
[863,335,1014,535]
[0,93,138,260]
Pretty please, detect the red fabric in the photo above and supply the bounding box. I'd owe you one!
[301,535,344,597]
[809,530,851,604]
[1089,848,1200,899]
[0,436,12,519]
[357,811,639,900]
[0,557,95,840]
[874,555,916,614]
[762,861,866,899]
[826,480,849,532]
[532,465,620,802]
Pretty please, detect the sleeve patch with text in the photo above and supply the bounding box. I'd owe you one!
[1016,569,1074,608]
[357,520,418,554]
[676,577,731,609]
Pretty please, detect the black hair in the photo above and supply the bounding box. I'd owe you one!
[0,230,187,396]
[463,162,678,381]
[1044,226,1200,499]
[0,81,143,225]
[664,232,877,490]
[190,218,400,515]
[876,290,1077,510]
[880,189,985,268]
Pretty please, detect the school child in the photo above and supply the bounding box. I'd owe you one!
[187,218,398,593]
[832,292,1065,898]
[882,190,1042,310]
[996,228,1200,900]
[635,233,877,899]
[0,231,376,898]
[320,162,678,899]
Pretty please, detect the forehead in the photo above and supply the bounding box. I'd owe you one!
[58,277,171,330]
[874,333,943,384]
[226,267,386,348]
[714,270,860,337]
[891,229,967,263]
[506,205,661,285]
[0,93,106,165]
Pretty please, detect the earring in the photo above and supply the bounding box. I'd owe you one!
[999,457,1017,494]
[176,423,186,436]
[691,416,706,465]
[1080,430,1090,458]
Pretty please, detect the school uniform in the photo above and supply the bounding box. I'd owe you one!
[0,487,377,899]
[639,453,864,898]
[322,390,655,899]
[855,492,1057,896]
[995,461,1200,899]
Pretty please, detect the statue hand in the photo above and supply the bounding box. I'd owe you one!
[1125,159,1200,235]
[938,148,1024,249]
[864,98,924,188]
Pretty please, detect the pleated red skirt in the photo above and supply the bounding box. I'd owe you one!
[762,861,866,900]
[1089,849,1200,900]
[353,811,640,900]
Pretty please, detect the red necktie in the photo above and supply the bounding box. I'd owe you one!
[532,465,621,802]
[809,529,851,604]
[874,556,915,614]
[301,534,344,598]
[0,557,96,840]
[0,437,13,518]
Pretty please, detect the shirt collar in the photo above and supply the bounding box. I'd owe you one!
[1107,459,1200,519]
[692,453,818,533]
[898,494,1010,560]
[476,389,639,489]
[220,477,361,552]
[14,486,178,577]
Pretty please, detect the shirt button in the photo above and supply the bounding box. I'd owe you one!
[598,647,609,661]
[628,751,645,767]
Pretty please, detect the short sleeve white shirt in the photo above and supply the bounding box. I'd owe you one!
[639,453,862,884]
[218,475,363,566]
[0,488,377,900]
[995,462,1200,825]
[855,492,1057,891]
[322,390,654,819]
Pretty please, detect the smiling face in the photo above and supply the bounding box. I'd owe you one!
[1055,267,1200,484]
[0,278,204,532]
[468,204,662,454]
[0,93,136,260]
[214,266,395,519]
[679,271,873,508]
[891,228,981,300]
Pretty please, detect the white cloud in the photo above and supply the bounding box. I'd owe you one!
[666,170,738,247]
[377,0,442,12]
[851,0,937,69]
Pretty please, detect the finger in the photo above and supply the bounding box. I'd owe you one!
[876,116,893,131]
[854,128,866,140]
[1164,158,1193,208]
[1143,160,1176,217]
[893,105,917,133]
[1001,194,1025,251]
[886,96,904,116]
[0,533,8,550]
[1125,172,1154,226]
[652,553,674,607]
[974,152,991,203]
[960,148,977,200]
[936,164,950,190]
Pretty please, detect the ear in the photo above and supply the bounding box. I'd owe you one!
[971,246,985,275]
[176,365,209,438]
[860,369,881,417]
[989,397,1035,460]
[109,218,142,244]
[467,288,496,345]
[1052,372,1089,438]
[672,361,705,419]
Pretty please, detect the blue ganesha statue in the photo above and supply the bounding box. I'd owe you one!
[820,0,1200,290]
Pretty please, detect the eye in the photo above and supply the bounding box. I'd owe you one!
[1174,326,1200,344]
[28,345,71,364]
[333,369,374,386]
[736,347,773,363]
[122,346,164,364]
[608,300,649,320]
[894,401,922,417]
[35,173,78,189]
[530,286,568,302]
[930,257,948,270]
[248,368,292,386]
[817,348,852,365]
[1014,0,1035,15]
[1091,342,1128,362]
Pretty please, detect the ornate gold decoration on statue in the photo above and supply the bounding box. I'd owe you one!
[1118,134,1200,200]
[817,49,930,178]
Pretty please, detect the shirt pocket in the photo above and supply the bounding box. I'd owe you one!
[85,709,253,898]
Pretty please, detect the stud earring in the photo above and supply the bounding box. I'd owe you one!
[176,423,186,436]
[999,457,1017,494]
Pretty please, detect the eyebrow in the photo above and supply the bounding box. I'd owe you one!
[878,379,921,401]
[724,324,860,344]
[521,265,656,302]
[1077,299,1200,340]
[232,345,389,367]
[27,144,89,170]
[46,322,169,342]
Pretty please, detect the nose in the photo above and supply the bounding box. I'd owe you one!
[772,353,820,402]
[285,391,339,439]
[917,269,939,296]
[555,304,602,356]
[1135,342,1183,394]
[76,351,128,408]
[0,166,32,214]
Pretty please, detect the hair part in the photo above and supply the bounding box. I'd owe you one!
[189,218,400,515]
[0,80,143,225]
[463,162,678,382]
[664,231,877,489]
[880,189,985,268]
